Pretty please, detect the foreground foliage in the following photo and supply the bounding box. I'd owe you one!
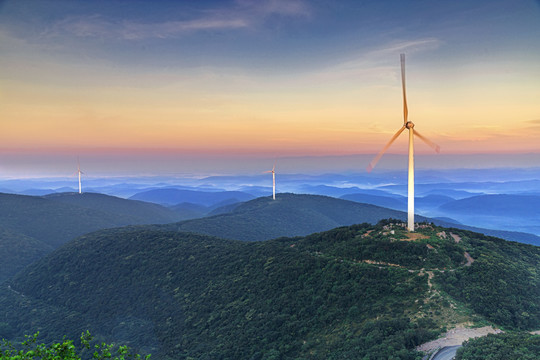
[455,332,540,359]
[0,331,148,360]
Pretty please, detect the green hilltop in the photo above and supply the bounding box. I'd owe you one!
[0,192,182,281]
[162,193,540,244]
[2,220,540,359]
[163,193,421,241]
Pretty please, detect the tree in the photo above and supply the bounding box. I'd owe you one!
[0,331,149,360]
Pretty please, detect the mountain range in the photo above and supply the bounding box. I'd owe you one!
[2,191,540,285]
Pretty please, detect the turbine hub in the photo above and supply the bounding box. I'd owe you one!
[405,121,415,129]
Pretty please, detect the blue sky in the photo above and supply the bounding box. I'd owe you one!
[0,0,539,177]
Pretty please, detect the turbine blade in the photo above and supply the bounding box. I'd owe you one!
[367,125,407,172]
[414,130,441,153]
[400,53,408,124]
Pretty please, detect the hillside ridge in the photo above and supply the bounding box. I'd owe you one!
[2,220,540,359]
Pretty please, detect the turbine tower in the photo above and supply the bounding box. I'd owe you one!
[264,164,276,200]
[75,158,84,194]
[367,54,440,232]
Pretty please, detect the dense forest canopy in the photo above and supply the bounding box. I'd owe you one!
[2,219,540,358]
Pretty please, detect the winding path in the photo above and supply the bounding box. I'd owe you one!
[430,345,461,360]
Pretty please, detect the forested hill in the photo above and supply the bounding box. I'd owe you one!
[0,192,181,282]
[162,193,540,244]
[162,193,419,241]
[0,227,52,283]
[43,192,180,224]
[0,192,180,248]
[2,221,540,359]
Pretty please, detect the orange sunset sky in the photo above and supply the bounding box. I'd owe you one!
[1,0,540,176]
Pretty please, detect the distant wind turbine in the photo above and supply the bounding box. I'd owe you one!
[75,158,84,194]
[264,163,276,200]
[367,54,440,232]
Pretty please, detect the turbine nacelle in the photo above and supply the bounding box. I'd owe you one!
[405,121,415,129]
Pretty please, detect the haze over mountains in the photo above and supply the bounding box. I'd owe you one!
[1,167,539,237]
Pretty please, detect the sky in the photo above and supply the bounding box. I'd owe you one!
[1,0,540,177]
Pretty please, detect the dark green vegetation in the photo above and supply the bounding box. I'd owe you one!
[169,202,212,220]
[455,332,540,359]
[3,220,540,359]
[437,229,540,329]
[163,194,540,244]
[0,192,179,248]
[0,192,182,281]
[0,331,148,360]
[162,193,416,241]
[1,192,536,284]
[43,192,180,225]
[0,227,52,283]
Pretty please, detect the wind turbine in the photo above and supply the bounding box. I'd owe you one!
[75,158,84,194]
[264,163,276,200]
[367,54,440,232]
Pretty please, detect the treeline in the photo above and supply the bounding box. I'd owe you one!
[455,332,540,359]
[437,229,540,329]
[0,331,148,360]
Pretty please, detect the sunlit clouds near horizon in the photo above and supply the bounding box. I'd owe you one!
[1,0,539,176]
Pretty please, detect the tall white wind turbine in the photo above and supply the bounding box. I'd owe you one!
[75,158,84,194]
[367,54,440,232]
[264,163,276,200]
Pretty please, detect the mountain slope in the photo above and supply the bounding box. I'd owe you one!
[0,192,184,281]
[439,194,540,216]
[437,194,540,237]
[44,192,179,224]
[162,193,415,241]
[2,222,540,359]
[0,192,180,248]
[0,227,52,283]
[340,193,406,210]
[161,193,540,245]
[129,188,255,206]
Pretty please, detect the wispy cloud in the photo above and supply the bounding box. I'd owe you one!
[121,18,249,40]
[366,39,442,59]
[523,119,540,133]
[47,0,311,40]
[309,38,441,82]
[50,15,249,40]
[237,0,311,17]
